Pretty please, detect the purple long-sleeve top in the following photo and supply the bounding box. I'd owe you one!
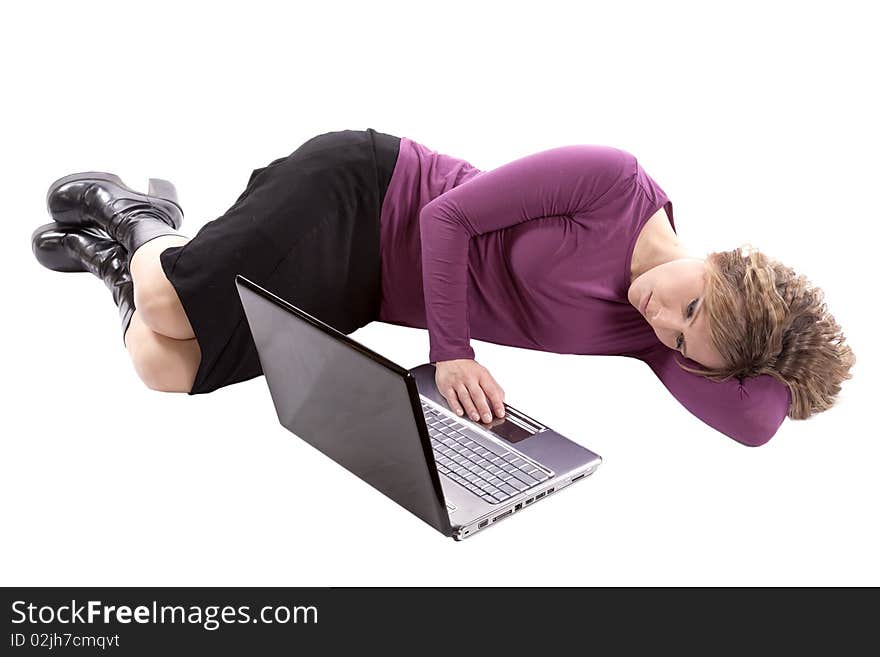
[376,137,792,447]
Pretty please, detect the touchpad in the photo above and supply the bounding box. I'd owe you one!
[481,405,546,444]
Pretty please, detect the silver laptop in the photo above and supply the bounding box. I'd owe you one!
[235,275,602,540]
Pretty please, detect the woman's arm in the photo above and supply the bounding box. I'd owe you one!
[633,342,792,446]
[419,144,638,363]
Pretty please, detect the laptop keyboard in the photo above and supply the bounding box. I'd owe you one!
[420,400,551,504]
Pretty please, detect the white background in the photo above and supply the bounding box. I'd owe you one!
[2,0,876,586]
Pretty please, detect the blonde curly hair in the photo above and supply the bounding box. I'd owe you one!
[675,244,855,420]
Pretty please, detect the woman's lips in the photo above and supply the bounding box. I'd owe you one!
[641,291,652,316]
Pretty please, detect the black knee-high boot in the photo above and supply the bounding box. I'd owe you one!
[32,222,135,345]
[46,172,184,264]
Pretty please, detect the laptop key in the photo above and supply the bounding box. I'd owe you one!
[482,442,507,455]
[511,470,539,486]
[528,469,550,482]
[499,483,519,496]
[500,467,522,479]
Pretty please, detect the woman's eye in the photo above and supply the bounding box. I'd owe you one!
[686,299,698,318]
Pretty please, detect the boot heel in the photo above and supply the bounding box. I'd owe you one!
[147,178,180,206]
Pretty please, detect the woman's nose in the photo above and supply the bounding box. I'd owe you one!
[652,306,679,330]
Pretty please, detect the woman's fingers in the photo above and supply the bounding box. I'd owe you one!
[434,359,506,422]
[441,386,465,416]
[465,379,494,422]
[455,383,480,421]
[479,372,506,417]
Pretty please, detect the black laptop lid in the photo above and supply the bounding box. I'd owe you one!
[235,275,452,536]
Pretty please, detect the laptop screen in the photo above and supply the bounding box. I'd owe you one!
[235,275,452,536]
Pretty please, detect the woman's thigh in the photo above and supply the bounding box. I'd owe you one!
[125,310,201,392]
[154,129,393,394]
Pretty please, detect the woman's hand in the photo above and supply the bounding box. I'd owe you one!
[434,359,506,423]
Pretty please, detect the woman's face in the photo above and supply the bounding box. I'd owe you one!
[627,257,727,369]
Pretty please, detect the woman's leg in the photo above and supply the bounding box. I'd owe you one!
[129,235,195,340]
[126,235,202,392]
[124,310,201,392]
[120,129,396,395]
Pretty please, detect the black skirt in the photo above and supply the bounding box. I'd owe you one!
[159,128,401,394]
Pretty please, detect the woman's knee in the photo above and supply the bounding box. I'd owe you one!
[133,276,185,335]
[130,236,193,339]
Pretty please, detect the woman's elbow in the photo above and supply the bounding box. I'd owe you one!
[726,410,787,447]
[722,376,792,447]
[733,426,778,447]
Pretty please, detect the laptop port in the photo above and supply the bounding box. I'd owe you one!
[493,509,513,522]
[535,491,546,500]
[478,519,488,529]
[525,498,534,505]
[515,503,522,511]
[547,487,555,494]
[572,473,586,482]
